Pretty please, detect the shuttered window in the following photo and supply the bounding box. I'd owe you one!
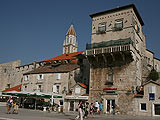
[56,73,61,80]
[53,85,57,93]
[37,74,44,80]
[24,75,29,81]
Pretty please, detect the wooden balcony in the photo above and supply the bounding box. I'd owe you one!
[86,44,133,56]
[86,44,134,67]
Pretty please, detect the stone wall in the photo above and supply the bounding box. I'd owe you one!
[0,60,21,91]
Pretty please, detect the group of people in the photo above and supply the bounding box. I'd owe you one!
[6,96,19,114]
[75,100,103,120]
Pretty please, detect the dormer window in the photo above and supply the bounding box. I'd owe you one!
[98,23,106,33]
[114,19,123,30]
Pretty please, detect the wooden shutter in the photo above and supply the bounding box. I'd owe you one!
[53,85,57,93]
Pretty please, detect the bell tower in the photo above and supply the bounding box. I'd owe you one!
[63,24,78,54]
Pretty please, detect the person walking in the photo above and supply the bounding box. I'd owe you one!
[6,97,13,114]
[99,101,103,115]
[12,97,19,114]
[94,101,99,113]
[75,100,83,120]
[89,103,94,118]
[83,102,89,118]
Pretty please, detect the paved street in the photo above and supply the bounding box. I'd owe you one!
[0,106,160,120]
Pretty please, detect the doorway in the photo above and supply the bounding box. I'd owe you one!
[154,104,160,116]
[70,101,74,111]
[106,99,115,114]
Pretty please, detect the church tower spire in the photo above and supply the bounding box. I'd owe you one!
[63,24,78,54]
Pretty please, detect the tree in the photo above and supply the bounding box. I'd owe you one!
[148,69,159,81]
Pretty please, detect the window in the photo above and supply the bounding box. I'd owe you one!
[134,21,140,33]
[7,84,10,89]
[98,23,106,33]
[140,103,146,111]
[37,85,42,92]
[147,58,150,64]
[56,73,61,80]
[56,85,60,94]
[75,88,81,94]
[37,74,44,80]
[53,85,57,93]
[4,68,7,73]
[108,74,113,82]
[105,68,114,85]
[53,85,60,93]
[24,85,27,91]
[155,64,158,71]
[148,86,155,100]
[149,93,155,100]
[114,19,123,30]
[24,75,29,81]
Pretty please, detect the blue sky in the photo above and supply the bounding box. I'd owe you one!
[0,0,160,65]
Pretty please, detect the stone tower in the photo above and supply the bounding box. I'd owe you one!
[63,24,78,54]
[86,4,146,115]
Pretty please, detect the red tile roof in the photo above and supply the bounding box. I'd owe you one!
[2,84,22,92]
[24,63,79,75]
[43,51,84,62]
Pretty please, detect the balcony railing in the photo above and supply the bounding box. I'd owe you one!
[86,44,133,56]
[86,37,133,50]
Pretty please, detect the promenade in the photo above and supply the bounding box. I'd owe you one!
[0,105,159,120]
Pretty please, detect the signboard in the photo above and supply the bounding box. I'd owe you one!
[65,95,88,100]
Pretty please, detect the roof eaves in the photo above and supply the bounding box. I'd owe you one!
[143,80,160,86]
[89,4,144,26]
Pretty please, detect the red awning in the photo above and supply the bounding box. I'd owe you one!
[2,84,22,93]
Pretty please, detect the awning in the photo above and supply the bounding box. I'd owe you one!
[2,91,62,98]
[1,84,22,92]
[65,95,88,100]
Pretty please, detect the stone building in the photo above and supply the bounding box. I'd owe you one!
[21,24,90,106]
[64,82,88,111]
[0,60,21,91]
[22,54,81,105]
[134,80,160,116]
[86,4,160,115]
[0,59,44,92]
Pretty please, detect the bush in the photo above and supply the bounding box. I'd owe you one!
[148,69,159,81]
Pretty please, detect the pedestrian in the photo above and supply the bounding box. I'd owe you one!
[6,97,13,114]
[75,100,83,120]
[89,103,94,118]
[107,104,110,114]
[12,97,19,114]
[94,101,99,113]
[83,102,89,118]
[99,101,103,115]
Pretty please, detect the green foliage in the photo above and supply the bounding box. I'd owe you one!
[148,69,159,81]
